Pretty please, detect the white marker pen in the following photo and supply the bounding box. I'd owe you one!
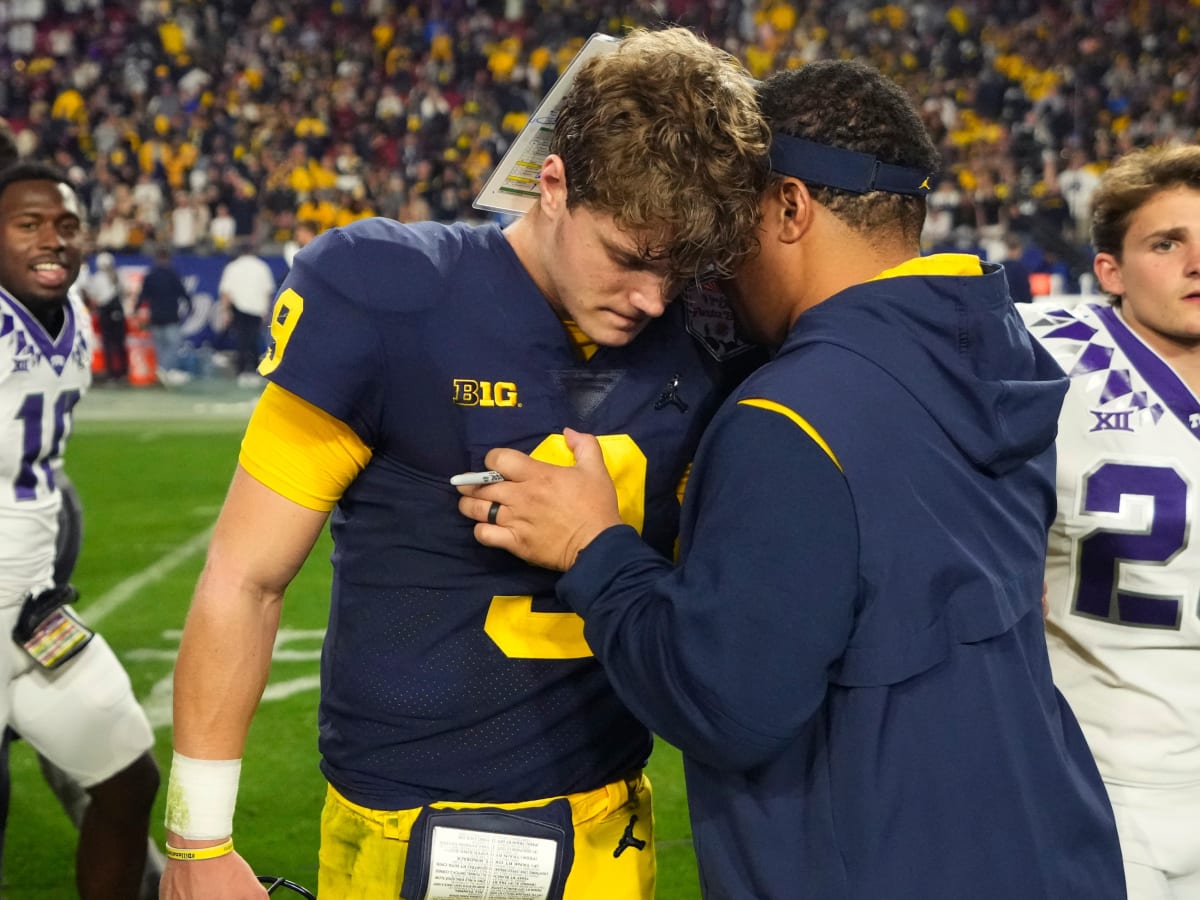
[449,470,506,486]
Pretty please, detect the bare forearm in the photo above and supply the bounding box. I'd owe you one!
[164,460,326,896]
[172,564,283,759]
[171,465,327,758]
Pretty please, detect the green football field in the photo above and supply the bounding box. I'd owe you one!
[1,385,701,898]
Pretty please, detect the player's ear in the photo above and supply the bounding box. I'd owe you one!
[1093,252,1124,297]
[538,154,569,218]
[774,177,812,243]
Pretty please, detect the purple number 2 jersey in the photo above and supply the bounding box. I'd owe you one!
[1023,299,1200,788]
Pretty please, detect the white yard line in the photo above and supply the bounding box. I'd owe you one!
[81,523,326,732]
[142,673,322,730]
[84,526,215,626]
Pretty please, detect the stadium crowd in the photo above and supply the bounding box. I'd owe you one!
[1,0,1198,289]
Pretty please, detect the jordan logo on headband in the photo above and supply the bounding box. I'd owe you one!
[768,134,937,196]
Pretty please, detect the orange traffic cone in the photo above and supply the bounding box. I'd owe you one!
[90,312,106,375]
[127,327,158,387]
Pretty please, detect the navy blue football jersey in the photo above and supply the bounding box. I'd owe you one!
[262,219,755,809]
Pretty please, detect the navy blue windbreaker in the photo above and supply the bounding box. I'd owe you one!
[560,263,1126,899]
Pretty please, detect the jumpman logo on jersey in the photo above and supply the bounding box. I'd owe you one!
[654,373,689,413]
[1190,413,1200,430]
[613,814,647,857]
[1089,408,1135,433]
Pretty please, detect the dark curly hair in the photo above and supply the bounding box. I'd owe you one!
[757,60,939,244]
[0,161,73,207]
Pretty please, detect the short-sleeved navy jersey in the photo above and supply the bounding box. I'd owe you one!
[264,219,752,809]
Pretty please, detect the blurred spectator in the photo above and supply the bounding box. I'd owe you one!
[1000,235,1034,304]
[82,251,128,381]
[92,207,125,249]
[296,190,337,233]
[132,172,165,239]
[137,246,192,384]
[398,188,433,224]
[283,218,318,268]
[226,172,260,241]
[208,203,235,252]
[922,179,961,248]
[217,239,276,386]
[1056,149,1103,244]
[168,190,206,253]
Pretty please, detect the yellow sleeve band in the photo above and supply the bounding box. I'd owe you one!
[164,837,234,861]
[239,383,372,512]
[737,398,843,471]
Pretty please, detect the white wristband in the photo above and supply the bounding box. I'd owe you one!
[165,752,242,841]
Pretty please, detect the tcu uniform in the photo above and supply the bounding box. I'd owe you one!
[248,219,756,896]
[0,286,90,605]
[1025,299,1200,891]
[0,285,152,787]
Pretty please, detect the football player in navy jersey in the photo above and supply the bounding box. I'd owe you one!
[459,61,1125,899]
[162,27,769,900]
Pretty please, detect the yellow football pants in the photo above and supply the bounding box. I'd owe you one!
[318,774,655,900]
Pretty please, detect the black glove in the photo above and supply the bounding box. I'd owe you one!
[12,584,94,669]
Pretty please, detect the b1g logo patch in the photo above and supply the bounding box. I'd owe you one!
[682,279,753,361]
[452,379,520,407]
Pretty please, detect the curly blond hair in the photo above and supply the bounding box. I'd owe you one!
[550,27,769,281]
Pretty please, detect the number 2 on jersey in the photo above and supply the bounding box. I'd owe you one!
[1073,462,1187,629]
[485,433,647,659]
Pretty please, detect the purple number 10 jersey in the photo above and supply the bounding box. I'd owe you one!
[0,287,90,608]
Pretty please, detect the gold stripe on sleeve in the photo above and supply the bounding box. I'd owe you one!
[239,383,372,512]
[737,398,843,471]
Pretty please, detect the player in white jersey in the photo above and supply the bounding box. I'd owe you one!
[0,162,159,899]
[1022,144,1200,900]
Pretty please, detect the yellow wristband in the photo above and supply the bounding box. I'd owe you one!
[164,837,234,861]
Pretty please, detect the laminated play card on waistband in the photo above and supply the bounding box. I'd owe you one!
[400,798,575,900]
